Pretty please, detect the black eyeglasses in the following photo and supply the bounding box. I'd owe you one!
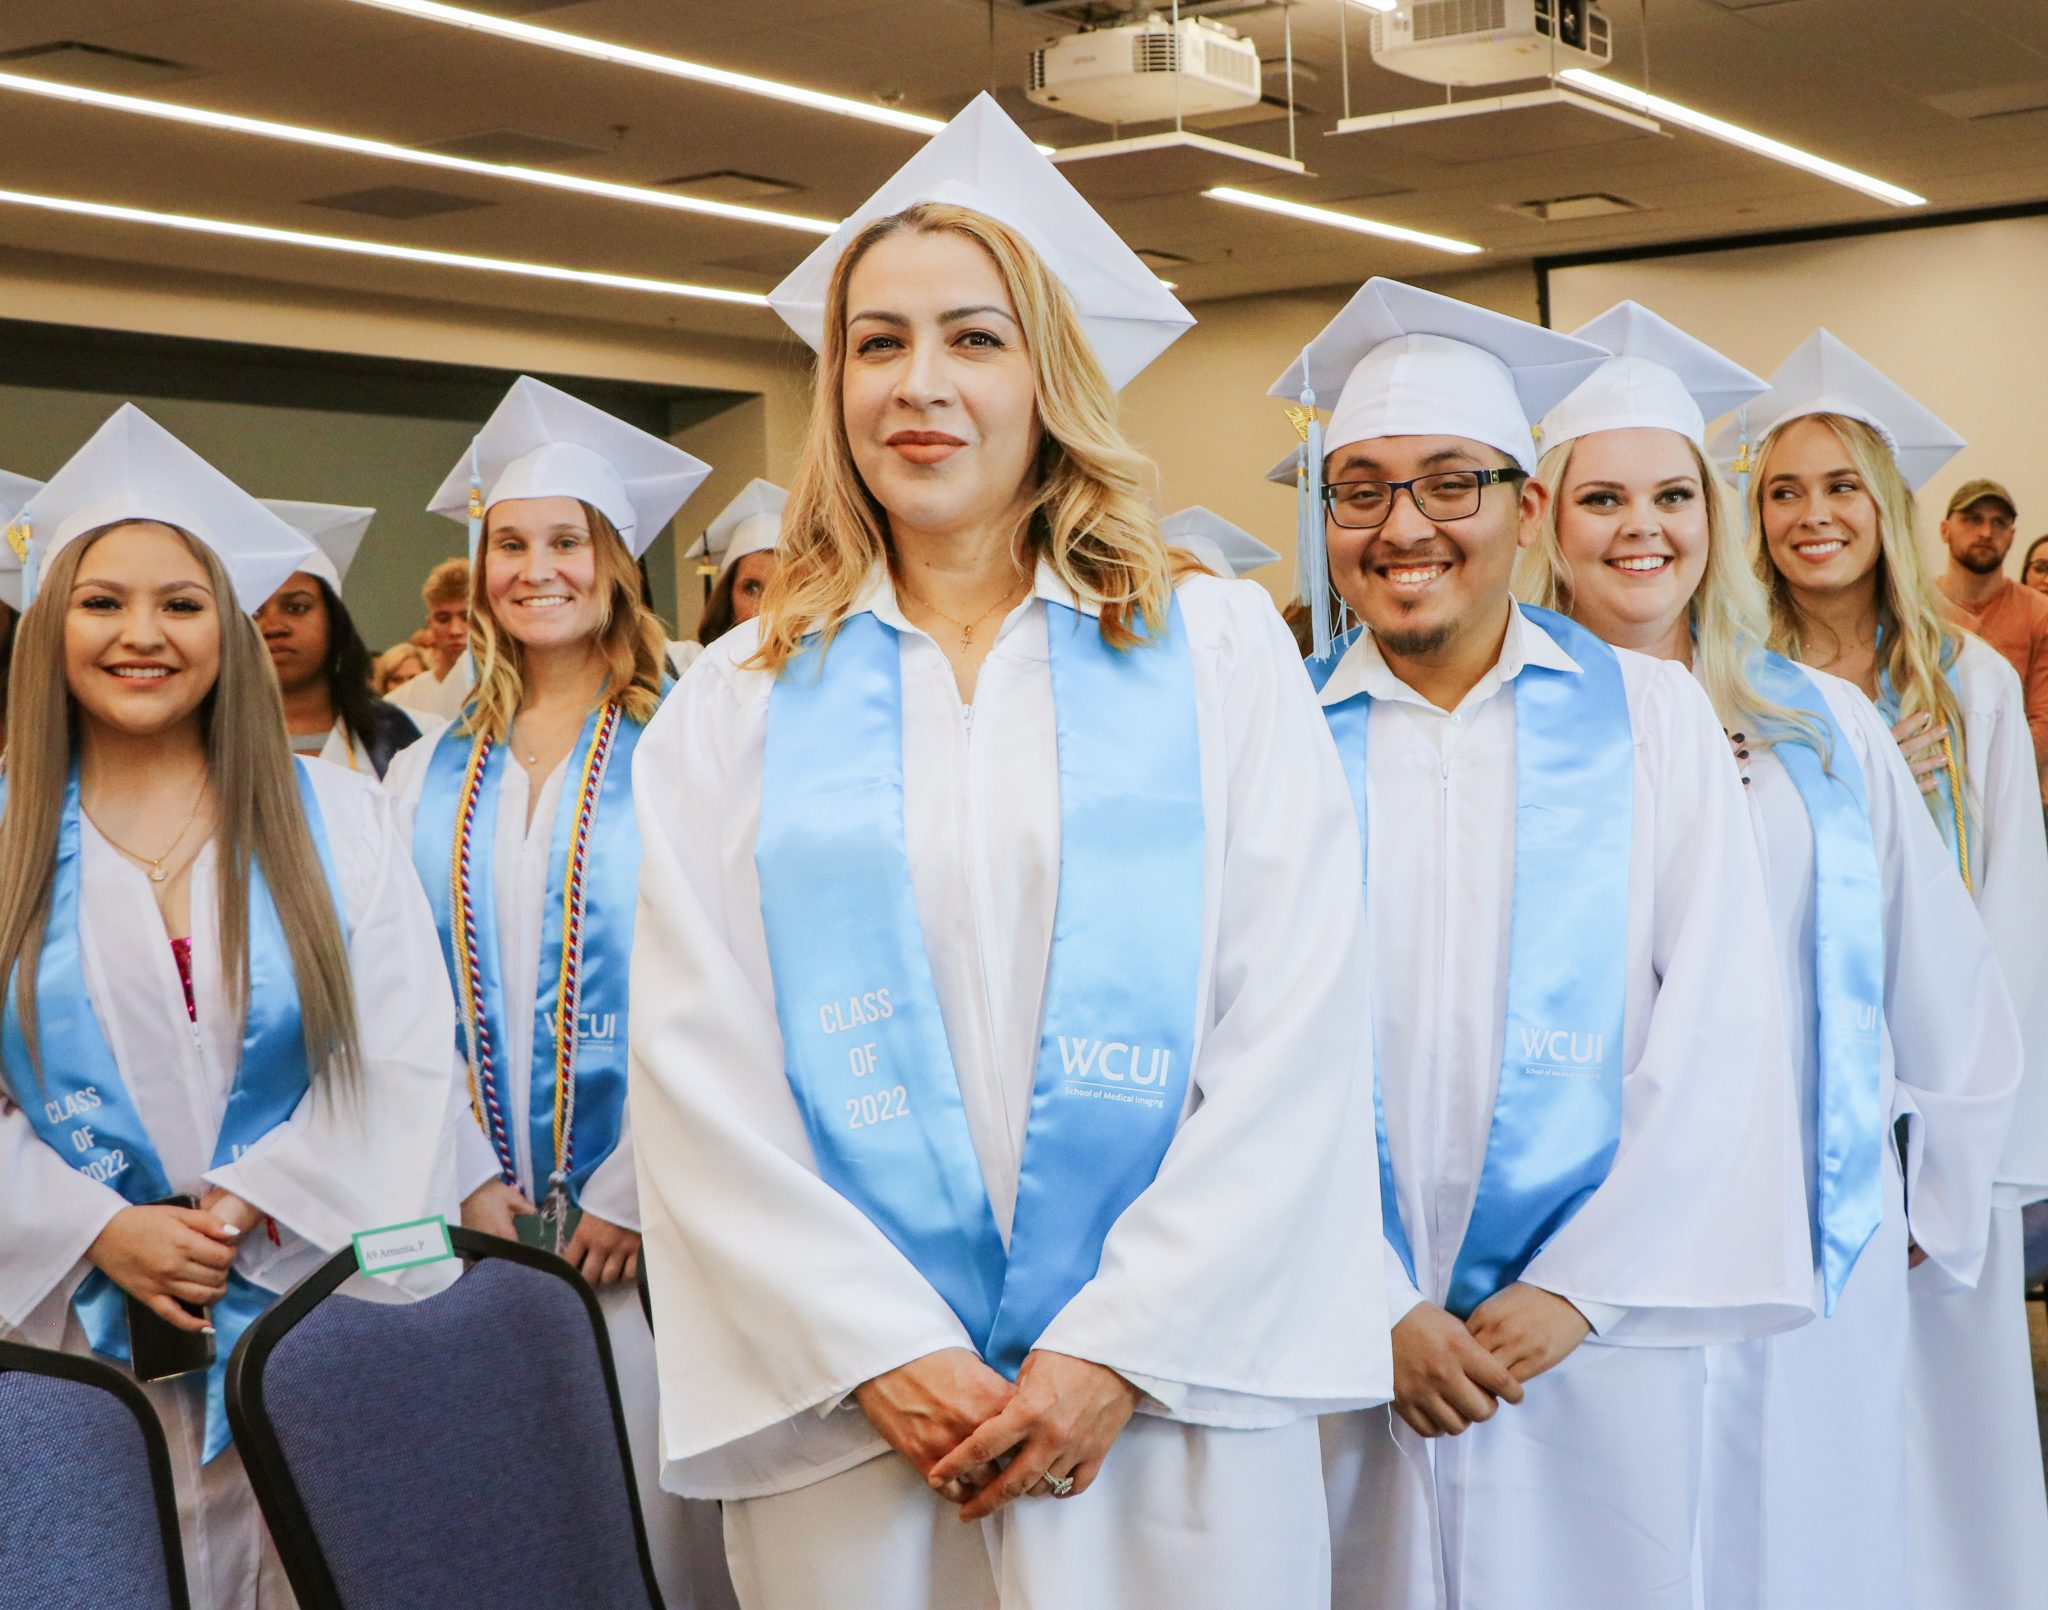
[1322,467,1527,529]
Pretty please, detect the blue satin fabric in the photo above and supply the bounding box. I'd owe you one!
[756,603,1204,1375]
[5,762,340,1461]
[1875,646,1972,887]
[1311,606,1632,1318]
[1752,652,1886,1315]
[414,704,645,1200]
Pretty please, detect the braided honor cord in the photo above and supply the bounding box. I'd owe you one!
[450,734,519,1186]
[547,703,621,1196]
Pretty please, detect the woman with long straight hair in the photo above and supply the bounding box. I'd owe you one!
[1518,305,2020,1610]
[384,375,733,1610]
[1728,332,2048,1610]
[628,97,1388,1610]
[673,477,786,675]
[0,405,457,1609]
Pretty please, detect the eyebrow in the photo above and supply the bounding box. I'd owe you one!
[1331,447,1488,477]
[1571,475,1700,490]
[72,577,211,595]
[846,304,1019,327]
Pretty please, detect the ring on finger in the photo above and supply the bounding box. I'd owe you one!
[1043,1472,1075,1498]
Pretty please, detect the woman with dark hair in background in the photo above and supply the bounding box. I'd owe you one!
[2021,533,2048,597]
[255,501,418,778]
[671,477,784,674]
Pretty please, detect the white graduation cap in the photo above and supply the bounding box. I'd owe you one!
[1269,279,1606,474]
[686,478,787,576]
[428,376,712,558]
[1264,446,1302,487]
[12,405,313,611]
[0,470,44,612]
[1160,506,1279,579]
[261,499,375,594]
[1540,301,1768,452]
[1705,329,1964,493]
[769,93,1194,391]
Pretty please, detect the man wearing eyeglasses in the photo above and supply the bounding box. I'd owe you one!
[1280,281,1808,1610]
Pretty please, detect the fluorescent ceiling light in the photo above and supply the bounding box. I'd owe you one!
[1558,69,1925,208]
[0,184,770,305]
[0,70,837,235]
[346,0,946,135]
[1347,0,1402,13]
[1204,187,1481,255]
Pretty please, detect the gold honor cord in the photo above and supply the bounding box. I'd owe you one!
[1940,730,1973,893]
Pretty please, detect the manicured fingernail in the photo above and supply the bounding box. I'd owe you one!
[1732,732,1746,742]
[201,1326,217,1335]
[219,1223,241,1238]
[1737,749,1749,759]
[1741,776,1751,787]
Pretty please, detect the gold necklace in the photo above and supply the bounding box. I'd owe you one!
[896,573,1029,652]
[87,776,208,885]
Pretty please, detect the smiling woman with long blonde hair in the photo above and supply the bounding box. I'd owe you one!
[626,96,1390,1610]
[0,406,457,1610]
[1735,330,2048,1610]
[383,375,735,1610]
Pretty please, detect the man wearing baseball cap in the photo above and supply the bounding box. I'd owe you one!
[1939,477,2048,802]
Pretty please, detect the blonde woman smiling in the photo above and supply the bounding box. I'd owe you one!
[1729,332,2048,1610]
[627,97,1388,1610]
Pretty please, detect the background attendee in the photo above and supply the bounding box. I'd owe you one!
[1159,505,1281,583]
[1736,332,2048,1610]
[2021,533,2048,596]
[677,477,785,675]
[0,468,45,753]
[388,556,471,718]
[256,500,419,777]
[0,405,457,1610]
[389,375,728,1609]
[373,639,426,694]
[1937,478,2048,801]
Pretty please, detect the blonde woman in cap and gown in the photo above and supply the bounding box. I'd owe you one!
[384,376,736,1610]
[1726,332,2048,1610]
[627,95,1391,1610]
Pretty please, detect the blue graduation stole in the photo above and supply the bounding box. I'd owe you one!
[1749,652,1886,1315]
[755,603,1205,1375]
[4,762,341,1462]
[413,700,650,1202]
[1311,605,1632,1318]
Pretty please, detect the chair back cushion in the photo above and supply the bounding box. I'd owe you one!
[258,1258,650,1609]
[0,1369,177,1610]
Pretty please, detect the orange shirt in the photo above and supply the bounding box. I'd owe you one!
[1943,576,2048,802]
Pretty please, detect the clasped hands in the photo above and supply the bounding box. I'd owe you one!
[1391,1281,1590,1438]
[856,1346,1139,1522]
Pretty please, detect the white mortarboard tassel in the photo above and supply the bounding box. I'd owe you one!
[1706,328,1965,493]
[428,376,713,559]
[261,499,376,594]
[769,93,1194,391]
[1268,278,1604,655]
[1160,506,1281,580]
[1540,301,1768,453]
[686,478,788,579]
[15,405,314,612]
[0,469,44,612]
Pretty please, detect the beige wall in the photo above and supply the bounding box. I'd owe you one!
[1122,263,1543,606]
[1549,217,2048,579]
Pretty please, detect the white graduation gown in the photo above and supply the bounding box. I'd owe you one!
[1315,605,1811,1610]
[0,761,460,1610]
[313,720,371,775]
[1901,634,2048,1610]
[628,568,1392,1610]
[385,719,737,1610]
[1698,664,2021,1610]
